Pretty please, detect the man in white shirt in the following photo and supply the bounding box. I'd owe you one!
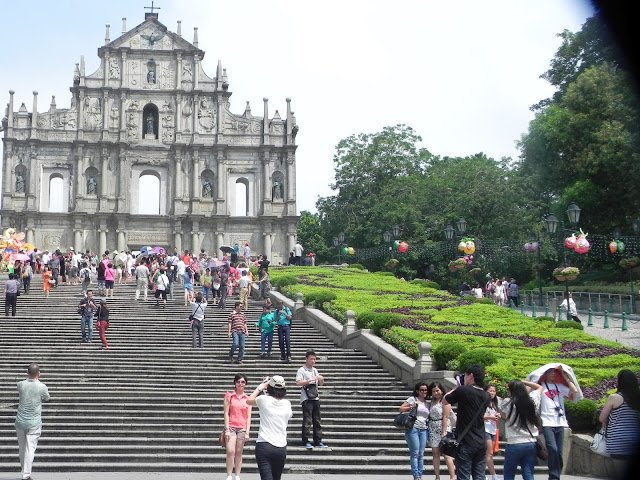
[135,261,150,301]
[154,267,169,308]
[293,241,303,266]
[295,350,328,450]
[238,270,251,311]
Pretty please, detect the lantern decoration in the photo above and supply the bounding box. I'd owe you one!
[0,227,38,272]
[524,241,539,253]
[393,240,400,251]
[564,234,577,249]
[398,241,409,253]
[617,240,625,253]
[609,240,618,254]
[341,246,348,255]
[347,247,355,255]
[457,237,476,255]
[463,255,474,266]
[573,230,590,255]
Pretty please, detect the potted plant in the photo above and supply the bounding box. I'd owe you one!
[448,258,466,272]
[554,266,580,282]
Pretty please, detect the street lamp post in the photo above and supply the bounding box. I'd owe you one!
[549,204,581,320]
[333,232,345,264]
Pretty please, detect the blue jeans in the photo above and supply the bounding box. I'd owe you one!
[455,442,487,480]
[255,441,287,480]
[543,426,565,480]
[261,331,274,355]
[229,331,246,360]
[504,442,536,480]
[404,427,428,478]
[202,286,211,300]
[278,324,291,359]
[80,315,93,341]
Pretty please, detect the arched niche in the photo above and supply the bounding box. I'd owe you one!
[49,174,64,212]
[201,168,215,198]
[235,178,249,216]
[142,103,159,139]
[272,170,285,201]
[14,164,28,194]
[85,166,99,196]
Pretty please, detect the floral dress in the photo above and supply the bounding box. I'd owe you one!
[428,400,456,448]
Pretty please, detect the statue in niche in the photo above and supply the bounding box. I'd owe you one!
[15,172,25,193]
[147,69,156,84]
[272,180,283,200]
[87,176,97,195]
[202,178,213,198]
[145,113,154,135]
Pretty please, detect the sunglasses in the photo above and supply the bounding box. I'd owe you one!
[419,388,429,392]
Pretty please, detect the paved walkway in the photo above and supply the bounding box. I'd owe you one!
[0,474,609,480]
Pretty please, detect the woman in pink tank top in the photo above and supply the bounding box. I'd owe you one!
[223,374,252,480]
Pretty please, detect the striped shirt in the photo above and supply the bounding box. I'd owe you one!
[606,397,640,456]
[228,311,247,333]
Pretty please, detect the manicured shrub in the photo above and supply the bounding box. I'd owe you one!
[457,348,498,372]
[555,320,584,330]
[356,312,404,334]
[304,290,338,308]
[565,399,598,432]
[348,263,366,270]
[382,328,419,359]
[472,297,494,305]
[272,275,298,289]
[535,316,556,323]
[322,303,347,324]
[410,279,441,289]
[431,342,467,370]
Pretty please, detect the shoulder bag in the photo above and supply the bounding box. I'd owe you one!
[590,428,608,456]
[439,394,490,458]
[394,401,418,429]
[525,420,548,461]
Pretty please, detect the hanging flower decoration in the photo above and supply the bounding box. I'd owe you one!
[619,257,639,270]
[398,241,409,253]
[524,241,539,253]
[448,258,466,272]
[553,266,580,282]
[385,258,400,270]
[463,254,474,266]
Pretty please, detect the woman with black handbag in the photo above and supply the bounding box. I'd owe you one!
[499,380,543,480]
[399,382,430,480]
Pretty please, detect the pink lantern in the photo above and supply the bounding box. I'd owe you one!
[398,241,409,253]
[524,242,532,252]
[609,241,618,254]
[564,234,577,249]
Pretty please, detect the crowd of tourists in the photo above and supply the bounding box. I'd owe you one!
[398,364,640,480]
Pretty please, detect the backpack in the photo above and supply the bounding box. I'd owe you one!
[83,269,90,281]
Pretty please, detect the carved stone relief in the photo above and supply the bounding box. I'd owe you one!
[83,97,102,130]
[129,60,139,85]
[182,98,193,132]
[109,57,120,79]
[198,97,215,132]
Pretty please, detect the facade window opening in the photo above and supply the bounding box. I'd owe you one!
[49,175,64,212]
[139,173,160,214]
[235,179,249,216]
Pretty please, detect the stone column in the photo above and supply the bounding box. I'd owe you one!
[263,232,272,259]
[174,153,183,199]
[102,91,109,134]
[75,149,84,198]
[192,154,200,199]
[194,54,200,90]
[216,232,224,259]
[287,233,295,255]
[173,231,182,253]
[191,231,199,253]
[30,91,38,139]
[101,153,109,197]
[192,94,199,135]
[99,229,107,255]
[78,91,85,140]
[119,92,126,134]
[26,228,35,245]
[8,90,14,135]
[117,230,126,252]
[286,152,296,201]
[262,152,271,201]
[176,93,182,132]
[74,230,83,252]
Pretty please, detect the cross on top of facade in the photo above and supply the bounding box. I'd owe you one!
[144,1,161,15]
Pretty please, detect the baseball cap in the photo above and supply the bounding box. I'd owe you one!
[268,375,286,389]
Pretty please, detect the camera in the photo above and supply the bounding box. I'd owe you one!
[455,373,465,386]
[555,406,564,417]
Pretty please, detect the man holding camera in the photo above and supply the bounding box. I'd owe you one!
[296,350,328,450]
[442,364,490,480]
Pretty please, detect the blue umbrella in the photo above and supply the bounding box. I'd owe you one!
[140,246,152,253]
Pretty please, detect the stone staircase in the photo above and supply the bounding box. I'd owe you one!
[0,274,512,475]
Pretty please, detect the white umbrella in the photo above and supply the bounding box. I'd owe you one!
[527,363,583,401]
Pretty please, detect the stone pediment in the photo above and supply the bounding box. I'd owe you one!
[101,17,203,56]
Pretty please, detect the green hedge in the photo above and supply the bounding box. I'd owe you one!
[431,342,467,370]
[565,399,599,433]
[555,320,584,330]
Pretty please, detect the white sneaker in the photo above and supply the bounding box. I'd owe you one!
[225,476,233,480]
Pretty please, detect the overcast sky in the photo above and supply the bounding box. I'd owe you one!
[0,0,595,214]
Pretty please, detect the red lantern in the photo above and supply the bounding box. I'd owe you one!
[398,241,409,253]
[574,235,590,254]
[609,241,618,254]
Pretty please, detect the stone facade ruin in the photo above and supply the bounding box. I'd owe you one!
[0,12,299,264]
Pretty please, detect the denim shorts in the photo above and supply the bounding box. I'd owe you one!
[485,431,496,441]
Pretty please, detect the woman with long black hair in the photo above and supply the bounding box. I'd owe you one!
[499,380,543,480]
[599,369,640,476]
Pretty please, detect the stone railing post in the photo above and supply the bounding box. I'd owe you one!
[414,341,433,380]
[294,293,304,313]
[342,310,357,342]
